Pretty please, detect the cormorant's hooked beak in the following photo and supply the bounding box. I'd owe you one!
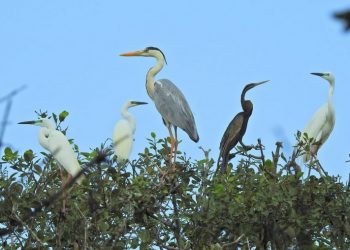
[131,101,148,106]
[120,50,145,57]
[18,120,41,125]
[310,72,324,77]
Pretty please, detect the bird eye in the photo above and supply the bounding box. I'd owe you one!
[45,134,49,138]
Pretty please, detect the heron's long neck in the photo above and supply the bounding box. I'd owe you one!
[121,105,136,132]
[146,57,164,99]
[327,81,335,119]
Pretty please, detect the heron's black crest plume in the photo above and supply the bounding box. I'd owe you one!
[145,46,167,64]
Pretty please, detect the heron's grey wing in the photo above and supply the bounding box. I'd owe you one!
[153,79,199,142]
[219,113,244,156]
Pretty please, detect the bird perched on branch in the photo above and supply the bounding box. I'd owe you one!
[113,100,148,161]
[301,72,335,163]
[18,118,84,184]
[120,47,199,165]
[217,80,268,174]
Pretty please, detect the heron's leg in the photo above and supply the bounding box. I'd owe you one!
[67,174,73,183]
[307,159,312,178]
[165,123,175,166]
[173,127,179,170]
[308,143,326,177]
[59,167,66,213]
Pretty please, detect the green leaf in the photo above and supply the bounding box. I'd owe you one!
[150,132,156,139]
[146,165,153,174]
[59,110,69,122]
[139,230,151,243]
[98,222,109,231]
[34,164,42,173]
[4,147,13,157]
[213,183,224,195]
[52,113,58,124]
[281,152,287,162]
[10,182,23,194]
[265,159,274,172]
[23,149,34,162]
[3,147,17,161]
[130,238,139,249]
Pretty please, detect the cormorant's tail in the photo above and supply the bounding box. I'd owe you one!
[215,151,228,176]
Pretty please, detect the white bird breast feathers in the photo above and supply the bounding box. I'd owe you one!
[46,130,81,176]
[113,119,133,160]
[303,104,334,144]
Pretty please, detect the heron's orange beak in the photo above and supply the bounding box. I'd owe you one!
[120,50,143,56]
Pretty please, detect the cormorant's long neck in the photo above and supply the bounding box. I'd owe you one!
[146,56,164,99]
[327,80,335,120]
[241,88,253,118]
[121,104,136,132]
[240,88,248,109]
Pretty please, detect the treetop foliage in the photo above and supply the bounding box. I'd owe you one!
[1,111,350,249]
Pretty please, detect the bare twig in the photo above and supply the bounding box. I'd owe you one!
[74,202,88,250]
[314,159,328,177]
[171,193,182,248]
[228,144,258,161]
[0,100,12,149]
[272,142,283,173]
[0,85,26,149]
[257,139,265,165]
[157,244,179,250]
[147,212,175,230]
[222,233,245,248]
[13,213,44,246]
[0,85,26,104]
[285,145,302,175]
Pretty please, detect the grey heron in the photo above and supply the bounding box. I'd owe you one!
[120,47,199,165]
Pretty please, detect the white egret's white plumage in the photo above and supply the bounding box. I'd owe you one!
[302,72,335,162]
[112,101,147,161]
[19,118,84,184]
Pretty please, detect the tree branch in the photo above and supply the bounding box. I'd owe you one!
[0,152,106,238]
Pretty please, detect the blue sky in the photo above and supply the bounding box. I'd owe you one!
[1,1,349,178]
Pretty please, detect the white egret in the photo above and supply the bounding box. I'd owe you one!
[120,47,199,165]
[302,72,335,163]
[18,118,84,184]
[112,101,148,161]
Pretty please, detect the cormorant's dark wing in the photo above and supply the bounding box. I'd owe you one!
[219,113,244,155]
[218,113,244,173]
